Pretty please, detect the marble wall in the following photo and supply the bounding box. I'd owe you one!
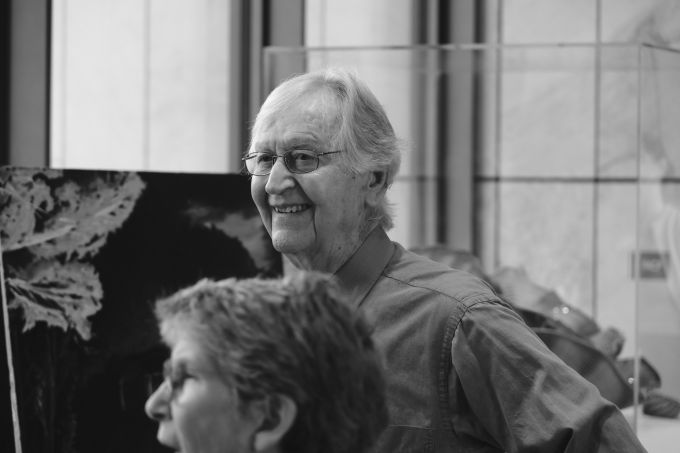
[50,0,232,172]
[480,0,680,398]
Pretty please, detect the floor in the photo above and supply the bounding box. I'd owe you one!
[623,408,680,451]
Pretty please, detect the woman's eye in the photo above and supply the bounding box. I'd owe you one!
[163,360,191,394]
[169,372,188,392]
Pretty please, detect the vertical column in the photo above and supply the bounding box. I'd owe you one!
[10,0,50,167]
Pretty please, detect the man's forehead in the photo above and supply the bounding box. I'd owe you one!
[266,92,335,120]
[254,100,340,142]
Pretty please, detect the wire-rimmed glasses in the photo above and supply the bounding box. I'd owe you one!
[242,149,342,176]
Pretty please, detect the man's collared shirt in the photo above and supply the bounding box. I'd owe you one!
[335,227,647,452]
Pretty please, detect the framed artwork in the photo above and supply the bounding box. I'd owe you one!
[0,167,280,453]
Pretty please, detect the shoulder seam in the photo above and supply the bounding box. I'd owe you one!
[382,274,499,305]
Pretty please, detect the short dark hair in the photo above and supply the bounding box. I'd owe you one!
[155,271,388,453]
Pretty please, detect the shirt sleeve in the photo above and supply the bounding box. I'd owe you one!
[449,300,648,452]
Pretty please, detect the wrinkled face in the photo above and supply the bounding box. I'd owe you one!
[249,91,372,272]
[145,333,258,453]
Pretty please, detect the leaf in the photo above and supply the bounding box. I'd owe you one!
[6,261,104,340]
[0,168,58,250]
[29,172,146,259]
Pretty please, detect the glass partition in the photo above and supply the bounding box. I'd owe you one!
[634,44,680,450]
[263,43,680,445]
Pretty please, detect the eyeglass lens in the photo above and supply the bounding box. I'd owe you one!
[247,149,319,175]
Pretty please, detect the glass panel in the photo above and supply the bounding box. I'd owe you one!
[491,45,598,179]
[500,0,598,43]
[634,44,680,449]
[601,0,680,46]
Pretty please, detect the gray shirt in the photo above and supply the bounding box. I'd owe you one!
[335,227,647,452]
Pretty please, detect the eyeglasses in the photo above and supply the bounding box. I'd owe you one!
[242,149,342,176]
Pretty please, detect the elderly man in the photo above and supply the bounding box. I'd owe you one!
[245,68,647,452]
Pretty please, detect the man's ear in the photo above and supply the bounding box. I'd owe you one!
[253,394,297,452]
[366,170,388,207]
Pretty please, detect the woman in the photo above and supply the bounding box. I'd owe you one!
[145,271,388,453]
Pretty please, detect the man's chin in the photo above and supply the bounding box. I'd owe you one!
[271,234,309,255]
[273,244,305,257]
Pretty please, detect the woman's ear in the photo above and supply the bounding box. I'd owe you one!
[366,170,388,207]
[253,394,297,452]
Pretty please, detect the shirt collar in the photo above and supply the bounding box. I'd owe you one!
[334,227,395,308]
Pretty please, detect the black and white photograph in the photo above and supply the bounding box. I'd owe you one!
[2,1,680,452]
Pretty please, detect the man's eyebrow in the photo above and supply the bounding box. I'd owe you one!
[282,143,319,152]
[252,133,322,152]
[252,142,274,153]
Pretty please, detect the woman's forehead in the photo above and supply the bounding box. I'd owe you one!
[167,332,215,369]
[162,318,201,349]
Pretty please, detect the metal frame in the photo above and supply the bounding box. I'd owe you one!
[411,0,481,250]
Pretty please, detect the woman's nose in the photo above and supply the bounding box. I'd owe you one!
[145,380,171,422]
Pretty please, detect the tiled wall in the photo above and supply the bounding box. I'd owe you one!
[480,0,680,399]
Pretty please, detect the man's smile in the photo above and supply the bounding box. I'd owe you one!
[272,204,311,214]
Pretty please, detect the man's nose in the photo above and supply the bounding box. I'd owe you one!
[265,155,295,194]
[145,380,171,422]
